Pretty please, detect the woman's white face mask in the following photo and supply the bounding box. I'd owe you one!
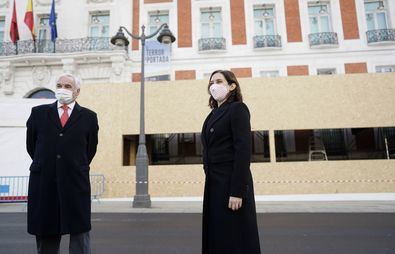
[209,83,230,102]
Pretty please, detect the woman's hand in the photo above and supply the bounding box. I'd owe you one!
[228,196,242,211]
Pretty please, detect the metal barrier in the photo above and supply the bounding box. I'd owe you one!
[90,174,105,202]
[0,176,29,202]
[0,174,105,203]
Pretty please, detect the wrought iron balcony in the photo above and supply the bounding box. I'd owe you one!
[0,37,124,56]
[198,37,226,51]
[366,29,395,44]
[253,35,282,49]
[308,32,339,48]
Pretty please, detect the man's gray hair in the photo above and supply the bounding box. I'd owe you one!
[56,73,82,89]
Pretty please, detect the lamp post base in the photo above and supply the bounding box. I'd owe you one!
[133,194,151,208]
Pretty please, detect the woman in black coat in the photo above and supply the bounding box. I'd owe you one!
[201,70,261,254]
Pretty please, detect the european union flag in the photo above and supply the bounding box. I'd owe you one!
[49,0,57,42]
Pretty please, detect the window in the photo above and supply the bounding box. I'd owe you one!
[199,7,225,51]
[376,65,395,72]
[0,18,5,42]
[200,7,222,38]
[123,131,271,166]
[260,70,279,77]
[146,75,170,81]
[148,10,169,36]
[150,133,202,164]
[203,73,212,80]
[152,134,170,161]
[27,89,56,99]
[197,73,213,80]
[89,12,110,37]
[275,128,394,161]
[253,5,276,35]
[365,0,389,30]
[308,2,332,33]
[317,68,336,75]
[36,16,53,52]
[252,131,268,156]
[37,16,51,41]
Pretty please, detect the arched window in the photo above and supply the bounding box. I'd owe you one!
[27,89,55,99]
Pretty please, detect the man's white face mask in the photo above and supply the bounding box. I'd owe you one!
[55,88,74,104]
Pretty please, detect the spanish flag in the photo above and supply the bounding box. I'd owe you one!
[24,0,35,40]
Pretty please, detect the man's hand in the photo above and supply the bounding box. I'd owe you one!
[228,196,242,211]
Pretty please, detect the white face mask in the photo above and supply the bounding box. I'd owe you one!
[209,83,230,102]
[55,88,74,104]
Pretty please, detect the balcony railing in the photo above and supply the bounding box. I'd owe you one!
[0,37,123,56]
[366,29,395,44]
[253,35,282,49]
[308,32,338,48]
[198,37,226,51]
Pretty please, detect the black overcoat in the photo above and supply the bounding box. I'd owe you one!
[26,101,99,236]
[201,101,261,254]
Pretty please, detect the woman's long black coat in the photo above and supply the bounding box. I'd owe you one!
[201,101,261,254]
[26,102,98,236]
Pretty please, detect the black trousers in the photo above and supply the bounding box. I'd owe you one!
[35,232,90,254]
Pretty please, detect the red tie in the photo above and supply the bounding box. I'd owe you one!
[60,105,69,127]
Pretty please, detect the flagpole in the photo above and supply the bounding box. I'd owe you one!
[33,1,36,53]
[32,0,36,53]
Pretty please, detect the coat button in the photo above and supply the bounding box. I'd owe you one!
[56,155,61,159]
[210,128,214,133]
[59,133,63,137]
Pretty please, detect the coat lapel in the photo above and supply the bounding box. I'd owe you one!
[202,102,232,148]
[48,102,62,130]
[201,112,212,149]
[62,102,83,132]
[206,102,230,132]
[206,102,231,146]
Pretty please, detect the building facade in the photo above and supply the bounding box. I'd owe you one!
[0,0,394,198]
[1,0,395,97]
[0,0,132,99]
[130,0,395,80]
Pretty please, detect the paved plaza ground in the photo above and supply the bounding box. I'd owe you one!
[1,199,394,254]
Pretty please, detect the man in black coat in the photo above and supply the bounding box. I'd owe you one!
[26,73,99,254]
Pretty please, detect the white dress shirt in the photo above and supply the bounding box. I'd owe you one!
[57,101,76,118]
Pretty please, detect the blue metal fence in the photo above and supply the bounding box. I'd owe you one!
[0,174,105,203]
[0,176,29,202]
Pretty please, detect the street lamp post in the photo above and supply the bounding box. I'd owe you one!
[110,24,176,208]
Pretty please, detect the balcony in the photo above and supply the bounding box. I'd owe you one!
[366,29,395,45]
[0,37,130,94]
[0,37,124,56]
[308,32,338,48]
[253,35,282,49]
[198,37,226,52]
